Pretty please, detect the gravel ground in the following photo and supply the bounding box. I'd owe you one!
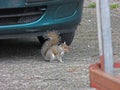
[0,1,120,90]
[0,10,98,90]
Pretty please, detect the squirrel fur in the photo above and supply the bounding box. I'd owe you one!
[41,31,70,62]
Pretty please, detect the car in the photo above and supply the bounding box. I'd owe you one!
[0,0,84,46]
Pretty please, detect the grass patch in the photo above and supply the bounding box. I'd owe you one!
[110,3,119,9]
[87,2,119,9]
[88,2,96,8]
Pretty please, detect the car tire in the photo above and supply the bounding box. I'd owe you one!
[60,31,75,45]
[37,36,46,47]
[38,28,76,47]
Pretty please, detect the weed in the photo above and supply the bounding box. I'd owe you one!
[110,3,119,9]
[88,2,96,8]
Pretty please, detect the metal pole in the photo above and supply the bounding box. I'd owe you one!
[96,0,105,70]
[96,0,103,57]
[97,0,114,74]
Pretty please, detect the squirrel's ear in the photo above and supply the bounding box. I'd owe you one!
[64,42,66,44]
[59,44,61,47]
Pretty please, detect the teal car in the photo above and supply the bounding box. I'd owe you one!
[0,0,84,45]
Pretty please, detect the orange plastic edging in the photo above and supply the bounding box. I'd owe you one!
[89,63,120,90]
[100,55,104,71]
[114,62,120,68]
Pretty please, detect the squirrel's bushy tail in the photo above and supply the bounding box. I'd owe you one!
[41,31,60,58]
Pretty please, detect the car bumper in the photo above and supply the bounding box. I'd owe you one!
[0,0,84,38]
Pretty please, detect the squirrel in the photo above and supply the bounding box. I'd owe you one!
[41,31,70,62]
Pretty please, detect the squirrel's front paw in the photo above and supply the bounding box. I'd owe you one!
[59,60,64,63]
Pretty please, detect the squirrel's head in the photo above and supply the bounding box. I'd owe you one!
[60,42,71,53]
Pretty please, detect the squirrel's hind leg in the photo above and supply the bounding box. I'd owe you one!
[49,53,56,62]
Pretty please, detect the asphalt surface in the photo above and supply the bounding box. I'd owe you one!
[0,1,120,90]
[0,8,98,90]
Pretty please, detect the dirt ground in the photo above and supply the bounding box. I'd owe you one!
[0,1,120,90]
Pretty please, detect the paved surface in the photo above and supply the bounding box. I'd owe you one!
[0,10,98,90]
[0,1,120,90]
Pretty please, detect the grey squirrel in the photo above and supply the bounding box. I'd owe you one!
[41,31,70,62]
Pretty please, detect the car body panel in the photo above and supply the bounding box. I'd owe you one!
[0,0,84,38]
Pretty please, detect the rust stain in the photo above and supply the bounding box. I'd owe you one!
[66,67,79,73]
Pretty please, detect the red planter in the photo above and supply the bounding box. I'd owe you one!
[89,63,120,90]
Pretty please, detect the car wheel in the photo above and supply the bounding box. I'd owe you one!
[38,28,76,47]
[60,31,75,45]
[37,36,46,47]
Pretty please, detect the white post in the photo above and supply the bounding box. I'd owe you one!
[96,0,103,57]
[97,0,114,74]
